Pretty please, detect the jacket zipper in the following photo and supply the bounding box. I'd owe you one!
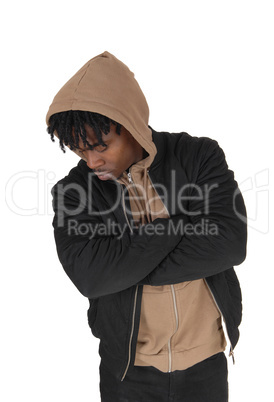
[121,182,133,231]
[120,184,139,381]
[127,171,133,184]
[204,278,235,364]
[168,284,179,372]
[121,285,139,381]
[127,171,140,198]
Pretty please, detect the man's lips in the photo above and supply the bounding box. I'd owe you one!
[94,171,114,180]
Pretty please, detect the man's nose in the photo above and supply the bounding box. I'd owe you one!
[85,151,105,170]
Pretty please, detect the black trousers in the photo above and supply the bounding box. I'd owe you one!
[100,352,229,402]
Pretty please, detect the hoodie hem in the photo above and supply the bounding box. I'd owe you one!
[134,338,227,372]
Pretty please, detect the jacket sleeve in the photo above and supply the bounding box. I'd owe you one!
[51,181,183,298]
[143,139,247,286]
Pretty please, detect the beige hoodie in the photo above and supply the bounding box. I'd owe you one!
[117,167,226,372]
[46,51,156,164]
[46,51,226,372]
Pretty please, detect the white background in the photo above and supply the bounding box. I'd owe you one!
[2,0,273,401]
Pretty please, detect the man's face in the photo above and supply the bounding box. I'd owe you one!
[75,123,144,181]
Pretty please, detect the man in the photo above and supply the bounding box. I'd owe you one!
[46,51,247,401]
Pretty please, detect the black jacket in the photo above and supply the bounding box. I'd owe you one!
[51,128,247,381]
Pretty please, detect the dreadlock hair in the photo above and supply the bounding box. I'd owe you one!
[47,110,122,153]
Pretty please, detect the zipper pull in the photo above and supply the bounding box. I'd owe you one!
[229,348,235,365]
[127,172,133,183]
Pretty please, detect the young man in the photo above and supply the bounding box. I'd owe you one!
[46,51,247,401]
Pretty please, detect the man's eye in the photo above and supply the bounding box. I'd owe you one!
[77,143,108,155]
[95,144,108,153]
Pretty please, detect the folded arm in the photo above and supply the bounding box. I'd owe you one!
[142,140,247,286]
[51,182,183,298]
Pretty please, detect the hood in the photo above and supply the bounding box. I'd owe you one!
[46,51,156,167]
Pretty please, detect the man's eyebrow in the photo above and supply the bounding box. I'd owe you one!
[77,142,107,151]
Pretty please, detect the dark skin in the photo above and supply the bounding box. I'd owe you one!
[75,124,144,181]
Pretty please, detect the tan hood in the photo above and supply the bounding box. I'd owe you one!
[46,51,156,166]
